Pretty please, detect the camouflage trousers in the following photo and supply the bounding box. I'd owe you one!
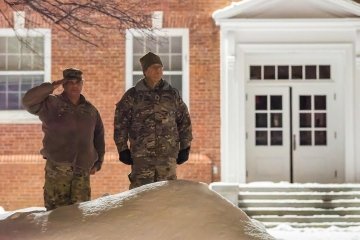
[44,160,91,211]
[129,157,177,189]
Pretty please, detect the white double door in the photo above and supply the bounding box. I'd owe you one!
[246,85,344,183]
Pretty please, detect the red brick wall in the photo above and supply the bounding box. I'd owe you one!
[0,0,230,210]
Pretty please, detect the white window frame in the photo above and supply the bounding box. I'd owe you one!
[125,28,190,106]
[0,28,51,124]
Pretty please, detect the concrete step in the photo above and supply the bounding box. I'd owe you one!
[238,191,360,201]
[238,184,360,193]
[262,222,360,228]
[252,215,360,223]
[243,207,360,216]
[238,199,360,208]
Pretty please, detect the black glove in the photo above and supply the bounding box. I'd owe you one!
[119,149,133,165]
[176,147,190,165]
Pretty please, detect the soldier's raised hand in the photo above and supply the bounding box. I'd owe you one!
[51,79,66,89]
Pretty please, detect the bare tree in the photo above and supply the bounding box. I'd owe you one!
[0,0,156,46]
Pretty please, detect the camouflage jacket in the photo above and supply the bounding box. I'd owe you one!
[22,82,105,173]
[114,78,192,158]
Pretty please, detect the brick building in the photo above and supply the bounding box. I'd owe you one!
[0,1,226,210]
[2,0,360,210]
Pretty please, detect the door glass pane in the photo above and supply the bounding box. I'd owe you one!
[271,131,282,145]
[315,131,327,145]
[315,113,326,128]
[300,113,312,128]
[271,113,282,127]
[256,131,267,145]
[256,113,267,128]
[305,65,317,79]
[271,95,282,110]
[319,65,331,79]
[300,131,312,145]
[292,66,302,79]
[315,96,326,110]
[264,66,275,79]
[278,66,289,79]
[256,95,267,110]
[250,66,261,80]
[300,96,311,110]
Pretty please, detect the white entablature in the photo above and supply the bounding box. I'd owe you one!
[213,0,360,21]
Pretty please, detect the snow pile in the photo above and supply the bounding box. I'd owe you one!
[268,224,360,240]
[0,180,275,240]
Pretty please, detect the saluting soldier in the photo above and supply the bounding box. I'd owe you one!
[22,68,105,210]
[114,52,192,189]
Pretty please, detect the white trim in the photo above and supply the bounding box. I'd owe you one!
[125,28,190,107]
[212,0,360,20]
[0,28,51,124]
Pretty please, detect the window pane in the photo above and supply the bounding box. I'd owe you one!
[0,79,6,91]
[305,65,317,79]
[256,113,267,128]
[133,55,142,71]
[319,65,330,79]
[167,75,182,96]
[315,131,327,145]
[264,66,275,79]
[256,131,267,145]
[158,37,169,53]
[21,55,32,70]
[7,55,21,70]
[32,37,44,54]
[256,95,267,110]
[21,77,33,91]
[0,55,5,70]
[171,55,182,71]
[132,75,143,86]
[0,92,6,109]
[278,66,289,79]
[300,96,311,110]
[145,37,156,52]
[8,76,20,91]
[315,95,326,110]
[8,37,20,53]
[250,66,261,80]
[300,131,312,145]
[33,55,44,70]
[20,37,33,54]
[271,131,282,145]
[315,113,326,128]
[271,113,282,128]
[133,37,144,53]
[8,93,20,109]
[300,113,312,128]
[0,37,6,53]
[171,37,181,53]
[159,54,169,70]
[292,66,302,79]
[33,76,44,86]
[271,95,282,110]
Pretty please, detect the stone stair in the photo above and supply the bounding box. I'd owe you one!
[210,182,360,228]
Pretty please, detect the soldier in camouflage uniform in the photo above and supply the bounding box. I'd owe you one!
[114,52,192,189]
[22,68,105,210]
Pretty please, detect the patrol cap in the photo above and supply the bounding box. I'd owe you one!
[63,68,83,81]
[140,52,163,72]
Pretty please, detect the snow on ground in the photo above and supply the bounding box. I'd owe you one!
[267,224,360,240]
[2,205,360,240]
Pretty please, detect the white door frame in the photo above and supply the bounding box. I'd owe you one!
[221,43,354,183]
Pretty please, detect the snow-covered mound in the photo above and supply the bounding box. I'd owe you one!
[0,180,274,240]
